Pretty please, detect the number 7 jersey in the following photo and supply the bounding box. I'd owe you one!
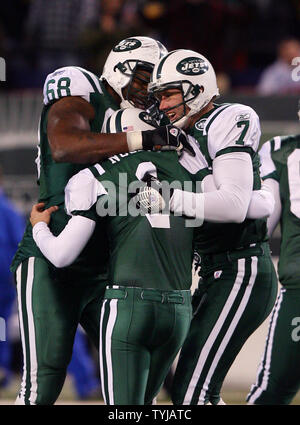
[190,102,268,253]
[260,134,300,288]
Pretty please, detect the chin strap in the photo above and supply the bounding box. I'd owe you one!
[174,114,189,129]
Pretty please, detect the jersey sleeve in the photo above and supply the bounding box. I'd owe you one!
[64,167,108,220]
[206,104,261,159]
[43,66,102,106]
[259,139,280,181]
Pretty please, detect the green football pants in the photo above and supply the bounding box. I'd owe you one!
[172,242,278,405]
[247,287,300,405]
[15,257,106,405]
[99,286,192,405]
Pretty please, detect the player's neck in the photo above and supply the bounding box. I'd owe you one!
[185,101,215,130]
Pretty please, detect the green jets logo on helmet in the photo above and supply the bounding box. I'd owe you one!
[139,111,157,127]
[176,57,209,76]
[113,38,142,52]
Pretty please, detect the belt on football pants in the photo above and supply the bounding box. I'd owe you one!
[104,286,191,304]
[198,241,270,269]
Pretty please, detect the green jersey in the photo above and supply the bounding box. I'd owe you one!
[65,150,203,290]
[260,134,300,288]
[11,66,119,280]
[190,102,268,254]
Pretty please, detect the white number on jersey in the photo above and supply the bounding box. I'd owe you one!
[43,66,102,105]
[205,104,261,159]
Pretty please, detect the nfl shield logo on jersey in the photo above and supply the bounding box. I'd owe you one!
[170,128,179,137]
[214,270,222,279]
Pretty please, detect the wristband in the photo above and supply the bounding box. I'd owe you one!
[126,131,143,152]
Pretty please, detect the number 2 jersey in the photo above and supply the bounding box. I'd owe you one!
[11,66,119,280]
[64,149,207,290]
[190,102,268,254]
[259,134,300,288]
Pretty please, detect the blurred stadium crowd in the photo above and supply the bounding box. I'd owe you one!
[1,0,300,93]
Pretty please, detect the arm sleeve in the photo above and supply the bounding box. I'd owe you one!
[259,139,280,181]
[170,152,253,223]
[264,178,281,237]
[201,173,275,219]
[246,181,275,219]
[32,216,95,268]
[257,139,281,234]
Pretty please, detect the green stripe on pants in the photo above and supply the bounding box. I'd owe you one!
[15,256,106,405]
[172,250,277,405]
[100,286,192,405]
[247,287,300,405]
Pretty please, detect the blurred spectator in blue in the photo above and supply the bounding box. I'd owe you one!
[256,38,300,95]
[0,166,25,390]
[68,327,101,400]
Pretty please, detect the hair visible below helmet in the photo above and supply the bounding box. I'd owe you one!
[148,49,219,127]
[100,36,168,109]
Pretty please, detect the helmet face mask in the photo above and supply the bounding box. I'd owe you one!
[100,36,168,109]
[148,49,219,126]
[121,62,154,109]
[150,80,202,127]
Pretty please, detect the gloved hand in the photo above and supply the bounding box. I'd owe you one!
[126,124,195,156]
[134,172,174,214]
[142,124,195,156]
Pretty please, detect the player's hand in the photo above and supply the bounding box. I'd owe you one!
[134,173,173,214]
[141,124,195,156]
[30,202,59,227]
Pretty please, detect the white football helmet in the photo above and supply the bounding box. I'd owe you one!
[105,107,157,134]
[100,36,168,109]
[148,49,219,127]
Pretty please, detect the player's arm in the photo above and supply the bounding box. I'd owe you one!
[261,178,281,236]
[170,105,261,222]
[202,174,275,219]
[44,66,193,163]
[257,139,281,236]
[48,96,129,163]
[48,97,194,163]
[31,167,108,267]
[170,152,253,222]
[30,203,95,268]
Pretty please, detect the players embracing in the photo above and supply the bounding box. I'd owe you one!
[14,38,277,405]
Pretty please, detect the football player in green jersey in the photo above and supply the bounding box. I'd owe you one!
[247,105,300,405]
[148,49,278,405]
[28,106,274,405]
[28,108,199,404]
[10,36,197,405]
